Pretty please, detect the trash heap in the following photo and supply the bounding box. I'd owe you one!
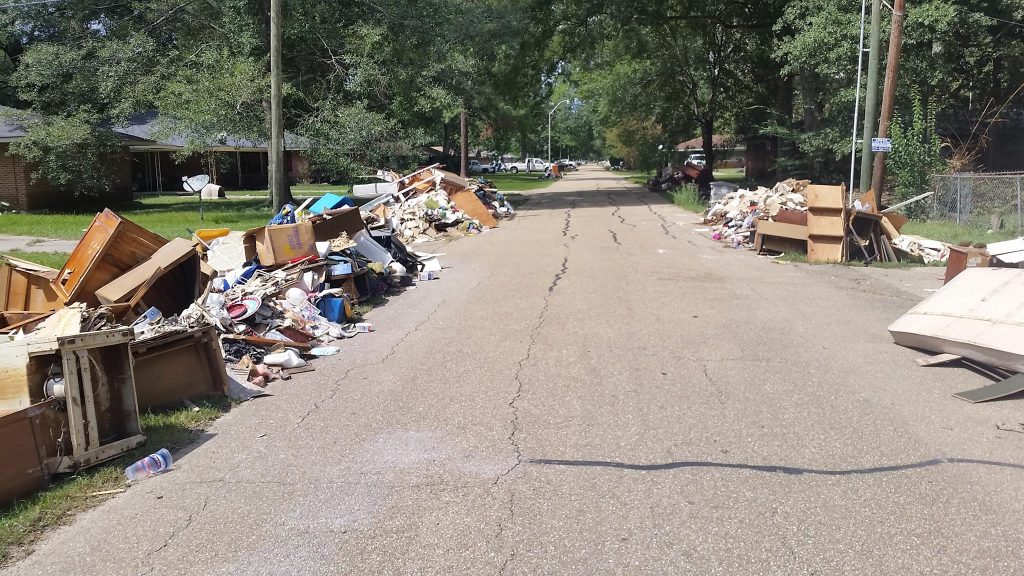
[0,165,506,506]
[703,181,955,265]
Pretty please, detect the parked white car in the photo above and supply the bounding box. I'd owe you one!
[686,153,707,167]
[506,158,548,173]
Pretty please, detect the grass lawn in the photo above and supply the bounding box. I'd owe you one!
[228,183,351,197]
[0,398,231,567]
[482,172,556,191]
[901,220,1022,246]
[0,196,280,241]
[0,251,71,270]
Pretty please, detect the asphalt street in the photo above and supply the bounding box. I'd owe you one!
[6,167,1023,575]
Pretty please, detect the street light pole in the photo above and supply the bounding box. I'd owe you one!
[548,99,569,166]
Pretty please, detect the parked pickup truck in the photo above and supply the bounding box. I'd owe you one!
[468,160,495,174]
[506,158,548,174]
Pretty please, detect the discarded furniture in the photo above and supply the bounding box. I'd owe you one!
[889,267,1024,374]
[805,184,846,263]
[448,188,499,228]
[944,246,990,284]
[94,237,202,319]
[1,329,145,472]
[0,399,65,508]
[51,209,169,306]
[131,326,229,411]
[0,257,63,313]
[753,221,807,255]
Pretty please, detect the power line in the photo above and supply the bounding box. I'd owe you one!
[0,0,64,8]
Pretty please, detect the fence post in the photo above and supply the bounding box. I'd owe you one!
[956,174,962,225]
[1017,176,1023,231]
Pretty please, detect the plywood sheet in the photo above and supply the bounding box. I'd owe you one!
[889,268,1024,373]
[806,212,845,237]
[448,188,499,228]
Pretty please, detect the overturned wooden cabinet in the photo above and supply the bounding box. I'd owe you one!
[131,327,229,411]
[0,329,145,481]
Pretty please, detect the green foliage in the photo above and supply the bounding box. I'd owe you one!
[300,100,427,182]
[6,112,125,195]
[888,92,944,218]
[603,117,663,170]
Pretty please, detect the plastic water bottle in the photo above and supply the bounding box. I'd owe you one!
[124,449,173,482]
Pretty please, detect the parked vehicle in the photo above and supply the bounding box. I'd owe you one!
[557,159,578,172]
[686,153,707,167]
[506,157,548,174]
[467,160,494,174]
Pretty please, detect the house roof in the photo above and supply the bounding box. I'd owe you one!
[675,134,737,151]
[0,106,34,141]
[113,110,309,152]
[0,106,155,145]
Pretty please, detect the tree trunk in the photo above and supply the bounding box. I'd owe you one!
[701,120,716,169]
[460,110,469,178]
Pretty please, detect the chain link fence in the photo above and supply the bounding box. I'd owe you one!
[924,172,1024,232]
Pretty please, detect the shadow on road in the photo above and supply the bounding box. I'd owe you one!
[516,190,672,212]
[528,456,1024,476]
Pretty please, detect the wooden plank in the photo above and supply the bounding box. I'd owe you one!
[806,212,846,237]
[916,353,962,367]
[95,238,196,305]
[807,236,845,263]
[222,335,313,351]
[805,184,846,210]
[756,221,808,240]
[889,268,1024,373]
[953,373,1024,403]
[448,188,499,228]
[0,341,31,415]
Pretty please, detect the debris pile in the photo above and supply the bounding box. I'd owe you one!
[0,165,506,505]
[703,183,962,265]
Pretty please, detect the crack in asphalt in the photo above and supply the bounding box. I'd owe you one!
[141,495,210,572]
[608,229,621,246]
[700,360,725,406]
[639,194,680,240]
[495,192,581,573]
[293,292,454,429]
[606,191,637,228]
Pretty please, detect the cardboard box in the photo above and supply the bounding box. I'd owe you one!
[244,222,316,266]
[311,208,367,242]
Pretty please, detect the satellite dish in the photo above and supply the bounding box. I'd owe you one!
[183,174,211,193]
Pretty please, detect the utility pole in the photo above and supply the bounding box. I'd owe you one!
[870,0,907,206]
[459,110,469,178]
[269,0,287,210]
[548,99,569,166]
[858,0,883,193]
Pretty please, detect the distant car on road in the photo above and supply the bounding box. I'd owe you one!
[686,153,707,167]
[506,158,548,174]
[557,159,578,171]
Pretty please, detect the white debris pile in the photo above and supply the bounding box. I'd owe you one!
[705,179,811,248]
[893,235,950,264]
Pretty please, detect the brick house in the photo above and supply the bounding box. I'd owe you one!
[0,112,137,211]
[113,111,311,193]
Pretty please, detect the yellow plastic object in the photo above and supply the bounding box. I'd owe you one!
[194,228,231,243]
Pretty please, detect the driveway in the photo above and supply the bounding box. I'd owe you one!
[5,167,1023,575]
